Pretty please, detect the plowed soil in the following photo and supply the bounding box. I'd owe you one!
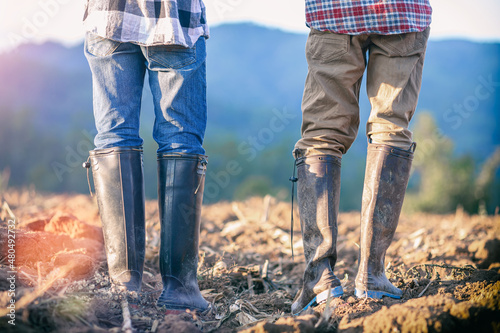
[0,190,499,332]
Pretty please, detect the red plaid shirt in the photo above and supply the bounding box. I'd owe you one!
[306,0,432,35]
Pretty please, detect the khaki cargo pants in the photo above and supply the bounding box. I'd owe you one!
[295,27,430,158]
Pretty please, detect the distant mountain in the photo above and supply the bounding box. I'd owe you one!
[0,23,499,209]
[418,40,500,158]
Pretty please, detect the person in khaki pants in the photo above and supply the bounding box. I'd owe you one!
[292,1,432,315]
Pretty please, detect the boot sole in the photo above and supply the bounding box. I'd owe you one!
[355,288,401,299]
[293,286,344,316]
[156,301,209,313]
[156,303,208,312]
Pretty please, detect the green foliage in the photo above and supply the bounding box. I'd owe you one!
[201,132,297,203]
[234,175,275,200]
[0,107,95,194]
[405,112,500,214]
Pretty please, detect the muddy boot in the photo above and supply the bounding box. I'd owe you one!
[88,147,146,292]
[355,143,415,299]
[156,153,209,312]
[291,154,344,315]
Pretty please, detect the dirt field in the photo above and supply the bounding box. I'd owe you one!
[0,190,499,332]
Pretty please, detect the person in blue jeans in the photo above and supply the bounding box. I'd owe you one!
[83,0,209,312]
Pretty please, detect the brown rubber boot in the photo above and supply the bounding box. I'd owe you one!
[355,143,415,299]
[156,153,209,312]
[87,147,146,292]
[291,154,344,315]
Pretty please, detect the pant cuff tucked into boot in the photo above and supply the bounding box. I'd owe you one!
[157,153,209,312]
[355,143,414,299]
[88,146,146,292]
[291,154,344,315]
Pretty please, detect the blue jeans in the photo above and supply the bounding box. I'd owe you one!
[84,33,207,155]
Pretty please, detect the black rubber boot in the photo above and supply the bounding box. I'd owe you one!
[355,143,414,299]
[156,153,209,312]
[291,154,344,316]
[89,147,145,292]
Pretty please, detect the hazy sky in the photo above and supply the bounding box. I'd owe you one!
[0,0,499,53]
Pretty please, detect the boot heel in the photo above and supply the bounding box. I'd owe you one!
[317,286,344,303]
[355,288,402,299]
[293,286,344,316]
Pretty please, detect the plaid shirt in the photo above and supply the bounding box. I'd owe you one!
[83,0,209,48]
[306,0,432,35]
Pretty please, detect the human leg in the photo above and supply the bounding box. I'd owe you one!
[84,34,147,291]
[355,28,429,298]
[365,28,430,149]
[294,29,367,158]
[88,147,146,291]
[146,37,207,155]
[355,144,414,298]
[143,38,209,311]
[292,30,367,314]
[291,153,344,315]
[85,32,146,149]
[156,153,209,311]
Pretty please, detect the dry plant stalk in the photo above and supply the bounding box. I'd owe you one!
[121,299,133,333]
[247,273,255,296]
[261,195,271,223]
[232,203,247,222]
[1,201,16,221]
[418,280,433,298]
[0,261,77,317]
[151,319,159,332]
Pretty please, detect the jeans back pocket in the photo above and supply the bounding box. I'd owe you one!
[147,44,197,71]
[85,32,122,57]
